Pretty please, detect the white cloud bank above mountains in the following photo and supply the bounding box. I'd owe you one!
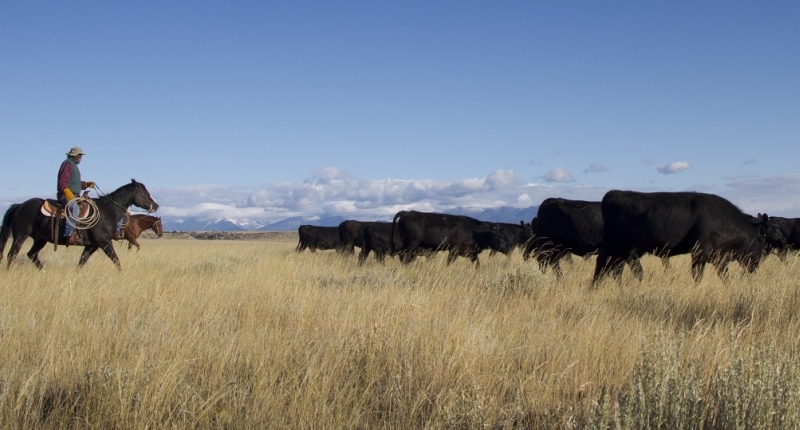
[148,169,800,222]
[155,169,607,223]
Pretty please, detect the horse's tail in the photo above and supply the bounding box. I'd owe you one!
[0,204,20,261]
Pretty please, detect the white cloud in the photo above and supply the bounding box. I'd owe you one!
[311,166,353,181]
[584,164,608,174]
[485,169,520,189]
[543,168,575,183]
[657,161,691,174]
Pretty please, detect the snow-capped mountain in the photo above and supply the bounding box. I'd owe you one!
[160,206,539,232]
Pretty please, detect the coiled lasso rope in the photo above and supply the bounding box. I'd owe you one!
[118,212,131,230]
[64,197,100,230]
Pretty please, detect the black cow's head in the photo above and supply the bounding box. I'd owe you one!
[750,213,787,252]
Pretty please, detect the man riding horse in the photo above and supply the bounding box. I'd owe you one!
[57,147,95,245]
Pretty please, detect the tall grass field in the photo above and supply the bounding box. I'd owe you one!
[1,236,800,429]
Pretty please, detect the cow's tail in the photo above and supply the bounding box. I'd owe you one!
[390,211,407,252]
[0,204,20,262]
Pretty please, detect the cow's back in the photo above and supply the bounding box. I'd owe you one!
[601,190,762,257]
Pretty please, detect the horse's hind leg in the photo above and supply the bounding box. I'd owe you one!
[6,236,29,268]
[26,239,48,270]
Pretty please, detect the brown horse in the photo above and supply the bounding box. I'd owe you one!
[118,214,163,251]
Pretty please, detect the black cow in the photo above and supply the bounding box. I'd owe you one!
[522,198,644,279]
[296,225,341,253]
[487,221,533,257]
[762,216,800,261]
[338,220,390,255]
[593,190,786,284]
[390,210,514,267]
[358,222,401,264]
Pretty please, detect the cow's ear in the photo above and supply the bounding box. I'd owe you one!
[761,213,769,222]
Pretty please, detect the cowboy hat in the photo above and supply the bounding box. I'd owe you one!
[66,147,85,157]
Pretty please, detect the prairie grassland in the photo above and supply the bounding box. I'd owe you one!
[1,238,800,429]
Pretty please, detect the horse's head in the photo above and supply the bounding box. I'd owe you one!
[152,217,164,237]
[130,179,159,213]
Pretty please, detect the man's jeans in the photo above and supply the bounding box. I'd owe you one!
[60,197,79,237]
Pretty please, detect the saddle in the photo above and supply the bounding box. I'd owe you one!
[40,199,64,217]
[40,192,91,218]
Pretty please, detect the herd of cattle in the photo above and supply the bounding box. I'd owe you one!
[296,190,800,284]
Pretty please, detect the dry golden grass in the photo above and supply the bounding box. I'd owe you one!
[1,238,800,428]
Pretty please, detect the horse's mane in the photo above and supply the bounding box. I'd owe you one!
[92,182,137,212]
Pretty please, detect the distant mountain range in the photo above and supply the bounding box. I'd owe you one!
[160,206,539,232]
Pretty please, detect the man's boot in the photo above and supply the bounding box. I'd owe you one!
[66,230,82,246]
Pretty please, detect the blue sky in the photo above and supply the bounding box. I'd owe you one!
[2,1,799,223]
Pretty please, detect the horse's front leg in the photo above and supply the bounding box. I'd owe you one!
[99,243,122,270]
[78,246,99,267]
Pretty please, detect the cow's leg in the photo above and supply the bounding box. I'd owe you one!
[446,249,458,265]
[593,252,616,285]
[358,247,369,266]
[553,261,564,280]
[778,248,788,263]
[550,254,564,279]
[743,253,760,274]
[690,255,706,283]
[399,245,417,264]
[522,242,534,261]
[627,258,644,282]
[715,258,732,280]
[534,254,548,273]
[611,258,626,284]
[469,249,480,269]
[26,239,48,270]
